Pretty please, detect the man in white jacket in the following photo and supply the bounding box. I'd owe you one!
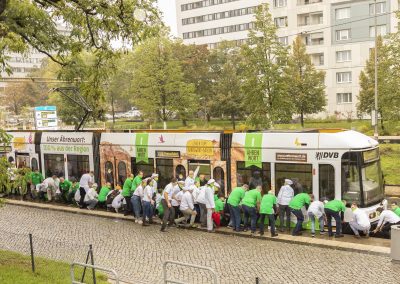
[84,183,99,210]
[277,179,294,232]
[204,179,216,232]
[175,186,197,227]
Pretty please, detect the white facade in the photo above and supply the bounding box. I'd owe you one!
[176,0,399,117]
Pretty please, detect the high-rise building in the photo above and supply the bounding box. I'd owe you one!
[176,0,399,117]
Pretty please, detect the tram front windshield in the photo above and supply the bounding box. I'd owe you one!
[341,149,383,207]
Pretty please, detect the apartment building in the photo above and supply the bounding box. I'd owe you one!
[176,0,399,117]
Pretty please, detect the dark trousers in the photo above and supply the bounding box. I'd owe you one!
[173,205,181,219]
[79,187,86,207]
[229,204,242,231]
[325,208,342,236]
[124,196,132,215]
[199,203,207,227]
[161,199,175,230]
[243,205,257,233]
[194,204,201,222]
[291,209,304,235]
[279,204,291,230]
[260,213,276,235]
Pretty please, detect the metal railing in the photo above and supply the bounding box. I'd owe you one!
[70,262,120,284]
[163,260,218,284]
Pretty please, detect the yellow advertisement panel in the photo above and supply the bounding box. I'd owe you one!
[186,140,214,158]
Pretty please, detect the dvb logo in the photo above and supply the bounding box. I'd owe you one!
[316,152,339,160]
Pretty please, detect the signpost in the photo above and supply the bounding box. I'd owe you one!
[34,106,58,130]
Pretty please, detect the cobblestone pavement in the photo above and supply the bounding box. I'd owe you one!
[1,204,399,284]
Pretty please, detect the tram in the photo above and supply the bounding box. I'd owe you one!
[4,129,385,222]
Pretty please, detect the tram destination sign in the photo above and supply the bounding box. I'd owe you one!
[276,153,307,163]
[156,151,180,158]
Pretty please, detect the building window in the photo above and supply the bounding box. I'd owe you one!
[335,7,350,20]
[370,2,386,15]
[181,0,241,12]
[183,22,253,39]
[370,25,387,37]
[336,50,352,62]
[337,93,353,104]
[336,29,350,41]
[274,0,287,8]
[336,72,352,83]
[274,17,288,28]
[278,36,288,45]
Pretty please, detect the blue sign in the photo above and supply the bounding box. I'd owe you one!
[34,106,57,111]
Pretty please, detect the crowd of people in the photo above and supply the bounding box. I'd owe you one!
[7,167,400,238]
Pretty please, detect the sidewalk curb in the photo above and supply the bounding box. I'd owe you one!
[5,199,391,257]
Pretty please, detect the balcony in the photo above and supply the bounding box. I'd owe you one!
[298,12,323,26]
[303,32,324,46]
[311,53,324,66]
[297,0,322,5]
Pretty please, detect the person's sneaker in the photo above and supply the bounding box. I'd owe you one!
[191,224,198,228]
[134,219,138,224]
[335,234,344,238]
[271,233,278,238]
[311,233,315,238]
[227,225,233,229]
[250,232,256,237]
[87,207,93,210]
[353,235,361,239]
[320,231,326,235]
[138,220,143,225]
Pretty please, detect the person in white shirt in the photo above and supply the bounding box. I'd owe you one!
[196,183,208,228]
[161,178,179,232]
[111,193,124,213]
[142,178,155,226]
[307,196,326,237]
[132,179,145,224]
[171,180,184,219]
[79,171,94,208]
[184,167,200,189]
[373,207,400,237]
[41,175,58,202]
[84,183,99,210]
[151,173,158,192]
[175,186,198,227]
[204,179,216,232]
[277,179,294,232]
[349,202,371,238]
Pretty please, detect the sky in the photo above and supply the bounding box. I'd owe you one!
[157,0,178,36]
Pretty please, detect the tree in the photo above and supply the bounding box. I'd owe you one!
[2,81,46,115]
[130,36,196,129]
[241,3,290,128]
[285,36,326,127]
[358,36,398,130]
[209,41,246,129]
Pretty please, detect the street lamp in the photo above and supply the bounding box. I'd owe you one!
[373,0,379,140]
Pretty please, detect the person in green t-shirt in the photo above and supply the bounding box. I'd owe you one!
[213,195,225,228]
[324,199,347,238]
[29,169,43,199]
[227,184,249,232]
[59,177,72,203]
[259,190,278,237]
[289,192,312,236]
[122,174,134,215]
[392,202,400,217]
[131,171,143,193]
[98,182,112,206]
[242,185,262,235]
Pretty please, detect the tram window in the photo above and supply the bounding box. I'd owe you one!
[118,161,127,185]
[44,154,64,178]
[319,164,335,201]
[17,155,29,168]
[275,163,312,195]
[67,155,90,181]
[213,167,225,193]
[175,165,186,180]
[341,152,361,206]
[105,161,114,186]
[188,160,211,180]
[157,159,174,189]
[31,158,39,171]
[131,158,154,178]
[236,162,271,193]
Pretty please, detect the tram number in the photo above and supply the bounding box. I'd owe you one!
[315,152,339,160]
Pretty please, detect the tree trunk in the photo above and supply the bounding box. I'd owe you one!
[300,111,304,128]
[0,0,7,16]
[206,113,211,122]
[182,119,187,126]
[111,94,115,129]
[231,113,236,130]
[380,112,385,131]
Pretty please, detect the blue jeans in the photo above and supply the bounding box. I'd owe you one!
[131,195,142,219]
[230,204,242,231]
[259,214,275,235]
[291,209,304,235]
[243,205,257,233]
[142,201,153,221]
[325,208,342,236]
[308,212,325,233]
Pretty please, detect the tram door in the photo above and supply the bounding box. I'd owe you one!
[156,159,174,189]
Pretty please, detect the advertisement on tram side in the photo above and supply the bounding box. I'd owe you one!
[100,133,227,193]
[5,132,38,169]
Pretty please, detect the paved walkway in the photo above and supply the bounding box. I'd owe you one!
[0,202,399,284]
[5,199,391,256]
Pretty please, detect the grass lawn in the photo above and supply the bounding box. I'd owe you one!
[380,144,400,185]
[0,250,108,284]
